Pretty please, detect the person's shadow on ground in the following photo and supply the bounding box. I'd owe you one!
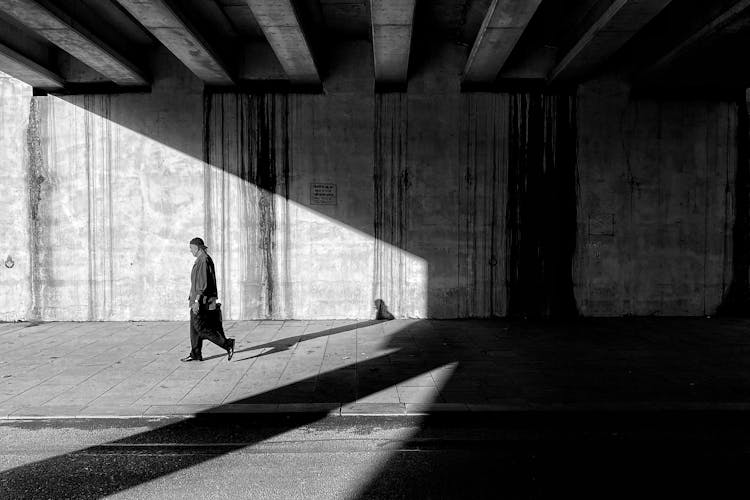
[201,319,384,361]
[203,300,396,361]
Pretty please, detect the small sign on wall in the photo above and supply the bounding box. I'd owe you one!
[310,183,337,205]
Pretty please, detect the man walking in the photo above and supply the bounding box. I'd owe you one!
[181,237,235,362]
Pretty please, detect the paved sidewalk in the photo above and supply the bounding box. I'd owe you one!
[0,318,749,418]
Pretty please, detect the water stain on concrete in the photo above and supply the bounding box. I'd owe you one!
[458,94,507,317]
[373,93,410,317]
[26,98,46,319]
[506,93,578,319]
[204,93,290,319]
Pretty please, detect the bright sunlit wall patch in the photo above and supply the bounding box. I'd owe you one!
[0,72,33,321]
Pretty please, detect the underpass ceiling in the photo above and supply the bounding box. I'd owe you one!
[0,0,748,94]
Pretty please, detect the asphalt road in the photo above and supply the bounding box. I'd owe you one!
[1,412,750,499]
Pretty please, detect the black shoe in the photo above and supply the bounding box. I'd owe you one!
[180,354,203,362]
[226,339,235,361]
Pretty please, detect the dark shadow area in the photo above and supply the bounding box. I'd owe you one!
[506,93,578,319]
[353,410,750,499]
[2,318,750,497]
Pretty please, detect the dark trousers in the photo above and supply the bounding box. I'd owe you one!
[189,306,228,358]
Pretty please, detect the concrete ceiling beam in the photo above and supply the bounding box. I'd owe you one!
[463,0,543,83]
[0,42,63,89]
[645,0,750,74]
[244,0,320,85]
[0,0,147,86]
[550,0,674,82]
[370,0,416,85]
[113,0,234,86]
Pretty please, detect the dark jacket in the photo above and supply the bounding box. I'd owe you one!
[189,251,218,304]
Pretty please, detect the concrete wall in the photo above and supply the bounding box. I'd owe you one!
[0,45,740,320]
[2,54,206,321]
[575,80,736,316]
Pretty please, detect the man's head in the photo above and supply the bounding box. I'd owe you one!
[189,237,207,257]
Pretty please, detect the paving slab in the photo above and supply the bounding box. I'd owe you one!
[204,404,279,414]
[9,405,87,419]
[406,403,470,414]
[77,405,150,418]
[341,403,406,415]
[0,406,21,420]
[144,405,216,416]
[353,387,400,404]
[468,402,533,412]
[397,386,443,404]
[275,403,340,414]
